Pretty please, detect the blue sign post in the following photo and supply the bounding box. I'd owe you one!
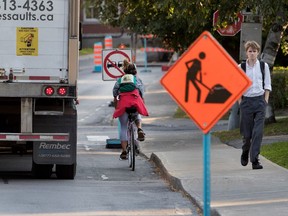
[141,38,151,73]
[203,132,211,216]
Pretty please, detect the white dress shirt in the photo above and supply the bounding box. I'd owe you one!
[240,60,272,97]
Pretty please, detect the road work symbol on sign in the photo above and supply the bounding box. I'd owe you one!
[102,49,132,81]
[161,31,251,134]
[185,51,231,104]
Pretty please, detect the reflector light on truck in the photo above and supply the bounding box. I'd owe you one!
[57,87,67,96]
[43,86,68,96]
[44,86,54,96]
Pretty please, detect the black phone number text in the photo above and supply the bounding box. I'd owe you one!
[0,0,54,12]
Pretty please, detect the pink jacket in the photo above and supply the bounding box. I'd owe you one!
[113,89,149,118]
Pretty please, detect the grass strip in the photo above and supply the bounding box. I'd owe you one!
[213,117,288,143]
[261,142,288,169]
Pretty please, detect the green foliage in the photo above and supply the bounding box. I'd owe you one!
[274,66,288,71]
[271,71,288,109]
[212,129,242,143]
[281,35,288,55]
[174,107,189,118]
[261,142,288,169]
[79,48,94,55]
[83,0,288,54]
[174,107,230,119]
[264,117,288,135]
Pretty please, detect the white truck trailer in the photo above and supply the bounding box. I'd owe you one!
[0,0,80,179]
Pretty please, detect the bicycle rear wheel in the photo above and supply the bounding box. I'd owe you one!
[128,127,135,171]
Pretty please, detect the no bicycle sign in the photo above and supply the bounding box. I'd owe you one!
[102,49,132,81]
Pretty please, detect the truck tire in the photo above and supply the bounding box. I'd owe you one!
[56,164,76,179]
[32,162,53,179]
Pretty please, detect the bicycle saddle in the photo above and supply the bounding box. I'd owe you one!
[125,106,137,114]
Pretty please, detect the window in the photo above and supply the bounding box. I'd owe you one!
[83,2,99,22]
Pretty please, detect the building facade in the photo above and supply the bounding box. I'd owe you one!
[80,0,131,49]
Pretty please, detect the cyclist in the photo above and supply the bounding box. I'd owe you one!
[113,60,149,160]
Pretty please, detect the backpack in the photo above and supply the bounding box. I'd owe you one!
[241,61,265,89]
[118,74,137,93]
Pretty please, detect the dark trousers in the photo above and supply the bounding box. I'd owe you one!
[240,95,266,163]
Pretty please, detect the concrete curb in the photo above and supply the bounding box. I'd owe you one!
[149,152,221,216]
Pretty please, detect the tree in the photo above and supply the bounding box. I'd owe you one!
[260,8,288,123]
[84,0,217,51]
[84,0,287,54]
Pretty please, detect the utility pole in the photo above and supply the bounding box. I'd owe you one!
[239,7,263,61]
[228,8,263,130]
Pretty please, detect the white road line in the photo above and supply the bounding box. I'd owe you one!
[78,95,112,100]
[84,145,91,151]
[77,142,106,146]
[101,174,109,180]
[87,135,109,141]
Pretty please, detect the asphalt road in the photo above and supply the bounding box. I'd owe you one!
[0,56,201,216]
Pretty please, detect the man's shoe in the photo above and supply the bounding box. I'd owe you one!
[241,151,249,166]
[252,161,263,169]
[119,151,127,160]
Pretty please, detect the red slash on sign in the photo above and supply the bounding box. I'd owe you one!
[102,49,132,81]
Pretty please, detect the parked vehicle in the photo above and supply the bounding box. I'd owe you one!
[0,0,80,179]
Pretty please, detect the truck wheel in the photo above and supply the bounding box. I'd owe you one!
[56,164,76,179]
[32,162,53,179]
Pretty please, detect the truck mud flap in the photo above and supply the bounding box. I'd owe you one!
[33,111,77,165]
[33,141,75,165]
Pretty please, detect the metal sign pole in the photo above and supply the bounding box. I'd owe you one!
[203,132,211,216]
[144,38,148,70]
[141,38,151,72]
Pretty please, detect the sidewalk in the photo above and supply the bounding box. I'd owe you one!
[140,68,288,216]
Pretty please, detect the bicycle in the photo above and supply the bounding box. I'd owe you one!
[125,106,138,171]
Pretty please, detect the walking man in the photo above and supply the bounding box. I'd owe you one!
[239,41,272,169]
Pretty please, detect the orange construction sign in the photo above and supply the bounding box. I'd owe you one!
[161,31,252,134]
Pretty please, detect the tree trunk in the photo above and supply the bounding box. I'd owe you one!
[260,17,288,124]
